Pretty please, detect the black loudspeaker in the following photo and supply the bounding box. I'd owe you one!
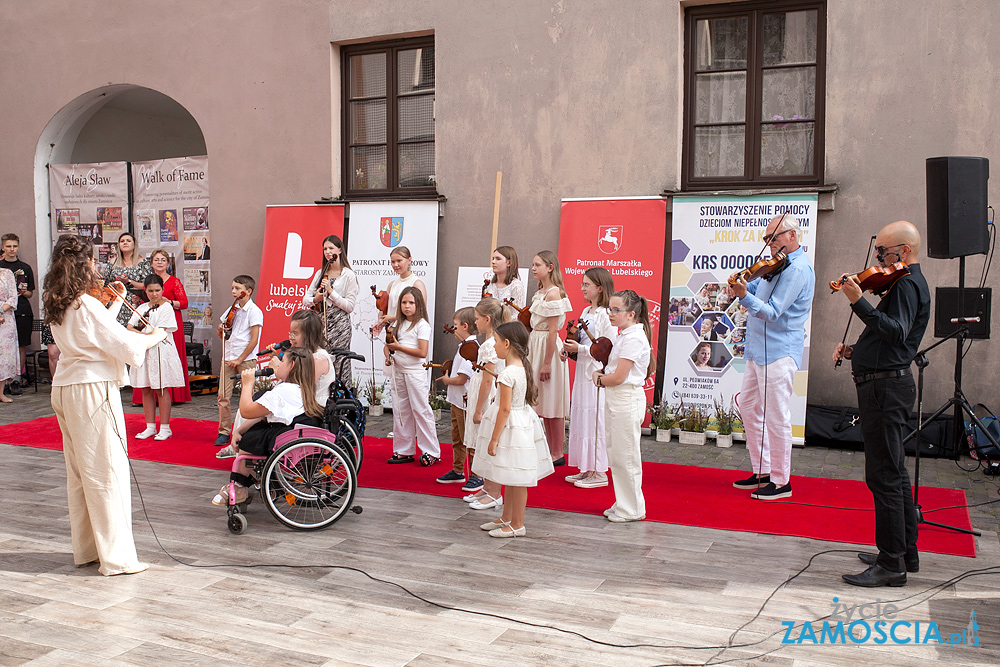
[925,156,989,259]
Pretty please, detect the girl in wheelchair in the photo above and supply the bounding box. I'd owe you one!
[212,347,324,506]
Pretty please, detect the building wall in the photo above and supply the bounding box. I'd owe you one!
[1,0,997,411]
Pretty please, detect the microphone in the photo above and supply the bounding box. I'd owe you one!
[255,340,290,357]
[230,368,274,380]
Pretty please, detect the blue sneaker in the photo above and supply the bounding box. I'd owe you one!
[214,434,230,446]
[436,470,466,484]
[461,475,484,492]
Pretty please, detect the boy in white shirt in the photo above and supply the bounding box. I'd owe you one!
[215,275,263,446]
[436,307,476,485]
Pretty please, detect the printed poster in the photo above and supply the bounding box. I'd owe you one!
[48,162,129,248]
[558,197,668,411]
[347,201,440,406]
[666,194,818,444]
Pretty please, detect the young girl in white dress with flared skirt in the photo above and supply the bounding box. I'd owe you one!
[528,251,573,464]
[561,266,615,488]
[474,321,554,537]
[129,274,186,441]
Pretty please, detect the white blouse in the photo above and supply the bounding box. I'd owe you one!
[50,295,149,387]
[303,267,360,313]
[258,381,306,425]
[606,324,651,388]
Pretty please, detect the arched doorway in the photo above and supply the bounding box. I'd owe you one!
[33,84,206,272]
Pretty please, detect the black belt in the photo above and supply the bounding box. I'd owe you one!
[853,368,912,385]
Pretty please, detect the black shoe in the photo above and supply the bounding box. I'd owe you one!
[552,456,566,466]
[750,481,791,500]
[6,381,22,396]
[858,552,919,573]
[842,563,907,588]
[733,473,770,490]
[387,454,415,464]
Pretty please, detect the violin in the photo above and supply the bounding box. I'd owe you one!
[370,285,389,315]
[132,301,162,332]
[481,279,492,299]
[443,322,460,338]
[564,319,580,361]
[457,337,481,366]
[383,323,397,355]
[88,280,123,308]
[423,360,454,377]
[829,262,910,297]
[728,249,789,285]
[502,297,533,331]
[219,290,247,340]
[576,318,613,370]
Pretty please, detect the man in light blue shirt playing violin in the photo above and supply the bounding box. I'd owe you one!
[729,214,815,500]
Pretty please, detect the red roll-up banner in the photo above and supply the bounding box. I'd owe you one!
[557,197,668,409]
[258,204,345,348]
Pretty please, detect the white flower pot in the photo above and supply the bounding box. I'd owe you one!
[369,405,384,417]
[716,434,734,448]
[655,428,671,442]
[671,427,681,437]
[679,430,707,446]
[733,430,746,442]
[433,408,442,421]
[705,429,718,439]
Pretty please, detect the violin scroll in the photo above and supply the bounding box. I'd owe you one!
[728,250,788,286]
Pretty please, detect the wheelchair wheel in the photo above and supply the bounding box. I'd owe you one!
[335,418,363,471]
[261,439,357,531]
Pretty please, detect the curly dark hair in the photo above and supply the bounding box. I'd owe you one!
[43,234,99,326]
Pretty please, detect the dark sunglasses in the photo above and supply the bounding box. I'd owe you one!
[762,229,792,244]
[875,244,906,262]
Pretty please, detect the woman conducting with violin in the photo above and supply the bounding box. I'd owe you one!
[44,234,168,576]
[728,214,814,501]
[302,235,359,386]
[132,248,190,405]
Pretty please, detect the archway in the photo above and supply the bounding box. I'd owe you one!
[33,85,206,273]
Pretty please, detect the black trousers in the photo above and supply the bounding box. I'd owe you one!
[856,376,919,572]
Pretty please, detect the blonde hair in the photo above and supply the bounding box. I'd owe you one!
[475,297,507,335]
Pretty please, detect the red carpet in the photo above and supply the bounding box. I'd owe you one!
[1,416,976,557]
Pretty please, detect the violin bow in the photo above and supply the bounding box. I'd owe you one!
[104,282,156,330]
[834,235,877,369]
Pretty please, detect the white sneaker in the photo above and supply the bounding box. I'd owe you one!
[564,471,588,483]
[135,426,156,440]
[574,472,608,488]
[154,426,172,441]
[469,495,503,510]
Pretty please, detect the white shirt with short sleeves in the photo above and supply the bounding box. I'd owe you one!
[257,382,306,425]
[606,324,650,388]
[393,318,430,371]
[222,299,264,361]
[446,335,476,409]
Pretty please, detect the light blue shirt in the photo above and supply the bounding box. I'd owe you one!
[740,247,815,368]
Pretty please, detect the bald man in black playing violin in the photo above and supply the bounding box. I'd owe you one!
[833,220,930,588]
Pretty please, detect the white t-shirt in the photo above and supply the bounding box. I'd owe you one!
[387,273,419,318]
[606,324,651,388]
[221,299,264,361]
[313,348,337,405]
[446,335,476,409]
[392,318,430,370]
[128,301,177,332]
[258,382,306,425]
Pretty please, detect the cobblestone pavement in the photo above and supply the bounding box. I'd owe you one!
[7,380,999,537]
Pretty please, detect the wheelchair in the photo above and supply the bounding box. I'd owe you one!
[222,349,368,535]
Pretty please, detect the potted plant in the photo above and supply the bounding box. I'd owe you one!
[649,401,680,442]
[679,405,708,446]
[714,397,735,448]
[428,391,449,421]
[362,378,387,416]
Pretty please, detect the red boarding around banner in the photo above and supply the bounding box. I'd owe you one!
[257,205,345,347]
[557,198,668,417]
[0,416,975,558]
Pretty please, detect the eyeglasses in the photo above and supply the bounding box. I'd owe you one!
[762,229,792,244]
[608,308,626,316]
[875,244,906,262]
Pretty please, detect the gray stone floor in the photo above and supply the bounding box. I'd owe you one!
[8,378,999,535]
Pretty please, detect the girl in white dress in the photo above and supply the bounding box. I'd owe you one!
[592,290,655,523]
[128,275,186,441]
[528,251,573,463]
[465,298,507,509]
[561,267,615,488]
[385,286,440,466]
[485,245,526,321]
[476,321,554,537]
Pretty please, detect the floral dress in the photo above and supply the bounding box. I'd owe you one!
[0,269,19,382]
[103,258,152,327]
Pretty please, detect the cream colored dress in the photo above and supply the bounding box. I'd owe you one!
[527,287,572,419]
